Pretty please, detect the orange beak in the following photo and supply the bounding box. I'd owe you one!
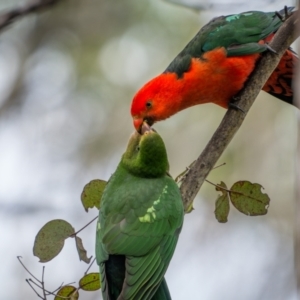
[133,117,143,133]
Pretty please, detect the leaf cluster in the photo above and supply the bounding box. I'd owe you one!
[20,172,271,299]
[214,181,270,223]
[20,180,106,299]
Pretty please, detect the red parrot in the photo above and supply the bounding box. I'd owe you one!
[131,8,298,132]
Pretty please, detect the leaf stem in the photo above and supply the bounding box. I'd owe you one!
[205,179,231,192]
[85,257,96,275]
[70,216,98,237]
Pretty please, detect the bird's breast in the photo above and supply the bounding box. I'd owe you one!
[179,48,260,109]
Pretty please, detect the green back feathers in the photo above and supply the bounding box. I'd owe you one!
[165,7,294,76]
[121,129,169,178]
[201,8,292,54]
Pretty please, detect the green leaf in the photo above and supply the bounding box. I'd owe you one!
[75,236,92,264]
[81,179,107,212]
[214,181,230,223]
[33,219,75,262]
[54,285,79,300]
[229,181,270,216]
[79,273,101,291]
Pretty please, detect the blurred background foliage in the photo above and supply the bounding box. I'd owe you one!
[0,0,298,299]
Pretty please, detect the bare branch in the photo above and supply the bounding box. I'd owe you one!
[180,11,299,213]
[85,257,96,275]
[70,216,98,237]
[17,256,42,283]
[26,279,44,300]
[294,3,300,296]
[41,266,46,300]
[0,0,64,31]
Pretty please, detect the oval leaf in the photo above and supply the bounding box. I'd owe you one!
[54,285,79,300]
[229,181,270,216]
[33,219,75,262]
[75,236,92,264]
[79,272,101,291]
[81,179,107,212]
[214,181,230,223]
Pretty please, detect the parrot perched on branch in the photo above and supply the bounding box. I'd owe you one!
[131,7,298,132]
[96,123,184,300]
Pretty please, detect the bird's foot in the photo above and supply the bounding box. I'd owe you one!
[275,6,293,22]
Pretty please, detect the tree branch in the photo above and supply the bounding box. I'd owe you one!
[294,3,300,296]
[0,0,64,31]
[180,11,299,213]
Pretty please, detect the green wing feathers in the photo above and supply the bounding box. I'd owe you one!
[122,234,178,300]
[166,7,294,75]
[96,128,183,300]
[151,278,172,300]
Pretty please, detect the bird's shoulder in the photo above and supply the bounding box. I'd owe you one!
[165,10,284,76]
[97,167,183,256]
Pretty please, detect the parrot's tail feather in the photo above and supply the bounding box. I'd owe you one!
[103,255,126,300]
[263,48,297,106]
[100,262,110,300]
[151,278,172,300]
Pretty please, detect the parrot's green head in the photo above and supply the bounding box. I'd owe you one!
[121,123,169,178]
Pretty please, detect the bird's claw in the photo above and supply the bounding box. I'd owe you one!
[275,6,293,22]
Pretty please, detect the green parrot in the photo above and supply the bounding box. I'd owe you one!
[96,123,184,300]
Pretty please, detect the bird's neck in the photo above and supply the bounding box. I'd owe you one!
[162,64,214,115]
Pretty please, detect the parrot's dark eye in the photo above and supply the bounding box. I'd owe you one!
[145,101,152,109]
[136,146,140,151]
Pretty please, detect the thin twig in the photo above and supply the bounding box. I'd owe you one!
[70,216,98,237]
[85,257,96,275]
[205,179,231,192]
[27,279,45,291]
[17,256,41,283]
[180,11,299,213]
[212,162,226,170]
[0,0,64,31]
[19,257,77,299]
[26,279,44,300]
[28,278,72,298]
[41,266,46,300]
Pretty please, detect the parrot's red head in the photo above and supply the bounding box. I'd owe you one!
[131,73,182,132]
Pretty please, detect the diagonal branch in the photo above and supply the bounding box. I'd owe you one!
[294,3,300,296]
[0,0,65,31]
[180,11,299,213]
